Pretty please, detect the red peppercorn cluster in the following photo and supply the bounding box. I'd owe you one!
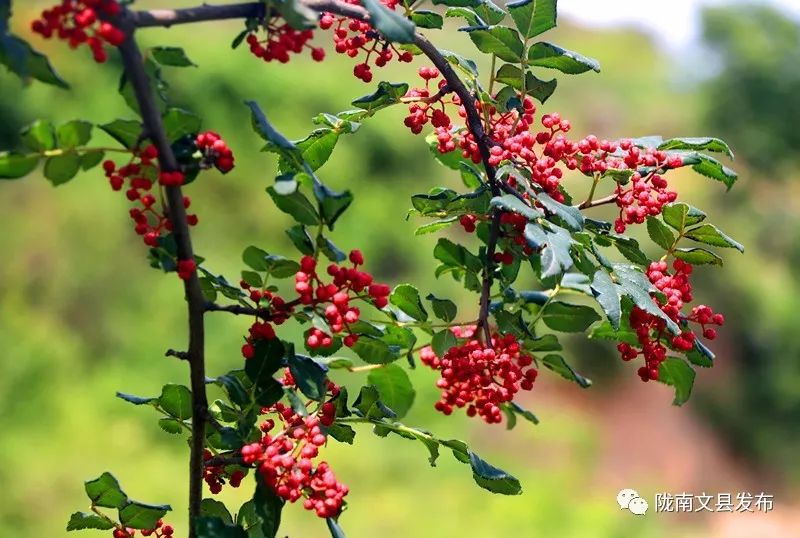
[616,259,724,381]
[241,392,347,518]
[238,283,294,360]
[111,519,173,538]
[32,0,124,63]
[420,328,538,424]
[202,449,246,494]
[244,17,324,63]
[102,147,193,250]
[294,250,391,350]
[403,68,454,134]
[319,0,413,83]
[195,131,236,173]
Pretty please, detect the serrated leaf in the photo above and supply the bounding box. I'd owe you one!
[658,137,733,158]
[99,119,142,149]
[367,364,415,418]
[159,384,193,420]
[0,33,69,89]
[426,293,457,322]
[313,181,353,230]
[468,451,522,495]
[431,329,457,357]
[465,25,524,63]
[527,41,599,74]
[266,186,320,226]
[658,357,695,406]
[119,501,171,530]
[151,46,197,67]
[361,0,416,43]
[673,247,723,266]
[116,392,158,406]
[591,269,621,329]
[646,216,675,250]
[536,191,584,230]
[195,517,247,538]
[66,512,116,531]
[411,10,444,29]
[541,354,591,387]
[507,0,556,38]
[288,354,328,401]
[85,472,127,509]
[541,301,600,332]
[158,418,184,434]
[286,225,315,255]
[613,264,680,334]
[661,202,706,231]
[351,81,409,112]
[245,339,286,385]
[351,336,401,365]
[490,194,544,220]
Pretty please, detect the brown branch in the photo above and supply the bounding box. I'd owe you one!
[577,194,617,210]
[133,3,265,27]
[115,12,209,538]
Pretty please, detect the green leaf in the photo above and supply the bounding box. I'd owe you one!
[284,129,339,172]
[444,7,485,27]
[99,119,142,149]
[84,472,127,509]
[163,108,201,143]
[245,339,286,385]
[286,225,315,255]
[0,33,69,89]
[646,216,675,250]
[116,392,158,406]
[440,49,479,78]
[151,46,197,67]
[158,418,184,434]
[661,202,706,231]
[465,26,525,63]
[494,64,558,103]
[254,475,285,538]
[536,192,584,230]
[288,354,328,401]
[475,0,507,25]
[591,269,621,329]
[527,42,600,74]
[360,0,416,43]
[673,247,723,266]
[246,100,303,167]
[658,137,733,158]
[242,246,300,277]
[266,186,320,226]
[684,224,744,253]
[525,333,562,352]
[313,181,353,230]
[44,152,80,185]
[21,120,56,151]
[684,152,738,190]
[412,186,491,216]
[80,150,105,171]
[426,294,457,322]
[317,235,346,263]
[411,10,444,29]
[490,194,544,220]
[613,264,679,334]
[159,384,193,420]
[542,301,600,332]
[352,81,409,112]
[468,451,522,495]
[0,151,38,179]
[431,329,457,357]
[119,501,171,530]
[56,120,92,148]
[507,0,557,38]
[195,517,247,538]
[273,0,319,29]
[367,364,415,419]
[434,238,482,273]
[541,354,592,388]
[351,336,401,365]
[353,385,397,419]
[525,223,574,278]
[66,512,115,531]
[390,284,428,321]
[415,217,458,235]
[658,357,696,406]
[327,423,356,444]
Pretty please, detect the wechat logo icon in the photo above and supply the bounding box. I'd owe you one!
[618,488,649,515]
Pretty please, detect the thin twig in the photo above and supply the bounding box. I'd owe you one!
[115,10,209,537]
[577,193,617,209]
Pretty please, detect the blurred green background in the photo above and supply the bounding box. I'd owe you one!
[2,1,799,536]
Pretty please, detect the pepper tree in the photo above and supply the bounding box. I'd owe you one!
[0,0,743,536]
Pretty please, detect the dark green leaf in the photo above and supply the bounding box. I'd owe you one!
[158,418,184,435]
[163,108,201,143]
[84,472,127,509]
[351,81,409,112]
[475,0,507,25]
[411,10,444,29]
[245,339,286,385]
[658,357,696,406]
[440,49,479,78]
[288,354,328,401]
[658,137,733,158]
[367,364,415,418]
[326,517,346,538]
[254,474,285,538]
[541,354,592,387]
[56,120,92,148]
[661,202,706,231]
[353,385,397,419]
[360,0,416,43]
[507,0,557,38]
[287,129,339,172]
[673,247,723,266]
[591,269,621,329]
[317,235,346,263]
[426,294,457,322]
[99,119,142,149]
[313,181,353,230]
[390,284,428,321]
[613,264,680,334]
[274,0,318,29]
[684,224,743,252]
[119,501,171,530]
[525,333,562,352]
[444,7,485,26]
[286,225,315,255]
[66,512,116,531]
[351,336,401,365]
[116,392,158,406]
[266,186,320,225]
[0,152,39,179]
[195,517,247,538]
[431,329,457,357]
[646,216,675,250]
[0,33,69,89]
[468,451,522,495]
[465,26,524,63]
[151,46,197,67]
[490,194,544,220]
[684,152,738,190]
[542,301,600,332]
[536,192,584,230]
[527,42,600,74]
[159,384,193,420]
[80,150,105,171]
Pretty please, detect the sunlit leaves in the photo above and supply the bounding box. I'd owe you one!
[507,0,557,38]
[465,26,524,63]
[367,364,415,418]
[0,152,38,179]
[390,284,428,321]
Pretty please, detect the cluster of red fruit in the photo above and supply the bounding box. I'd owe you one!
[31,0,124,63]
[111,520,173,538]
[239,285,293,360]
[617,259,724,381]
[241,382,347,519]
[403,68,454,134]
[195,131,236,173]
[319,0,413,83]
[244,18,324,63]
[202,449,246,494]
[295,251,391,350]
[420,326,538,424]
